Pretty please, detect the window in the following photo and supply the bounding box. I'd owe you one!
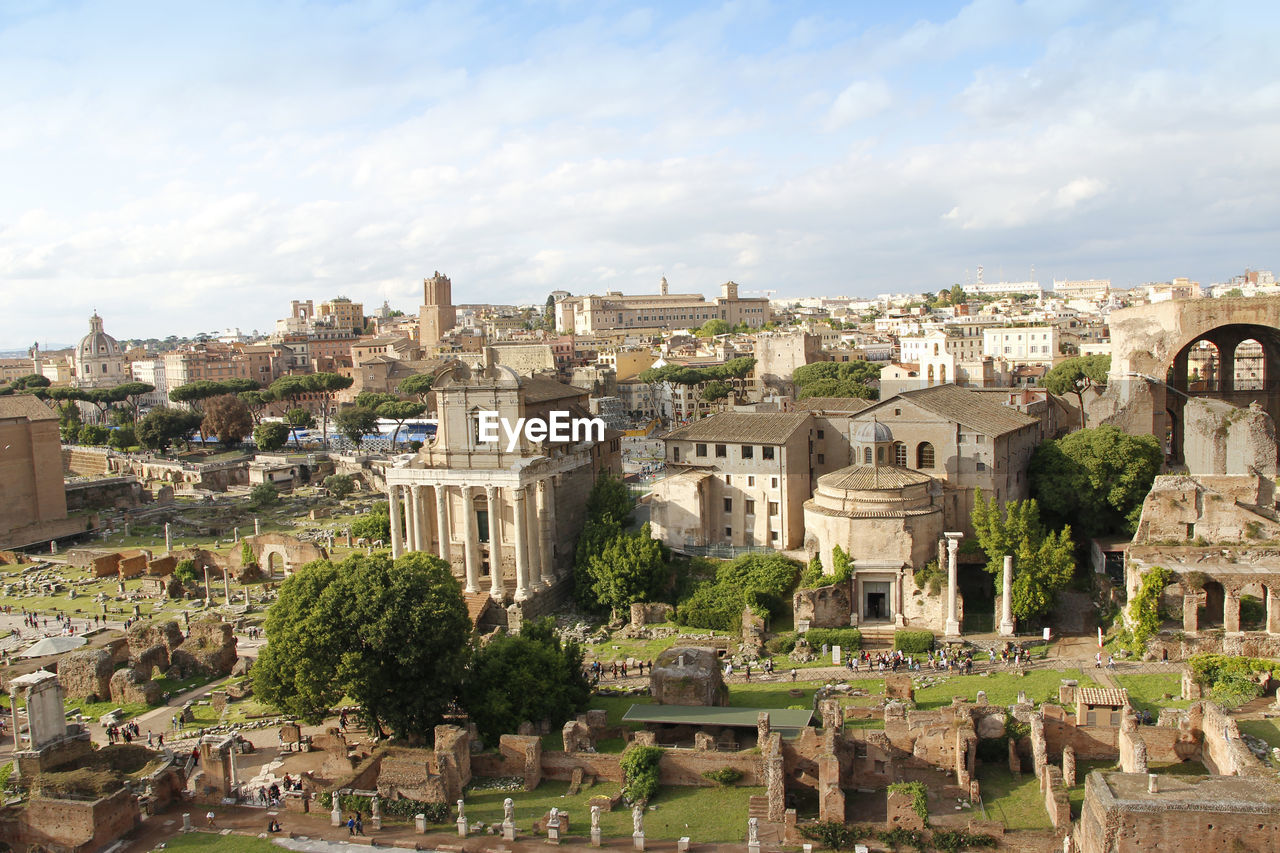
[725,527,732,537]
[917,442,935,468]
[762,446,774,460]
[770,530,779,542]
[725,475,732,486]
[745,500,755,515]
[817,429,824,439]
[817,454,825,464]
[742,445,754,459]
[696,443,707,457]
[976,435,985,444]
[894,442,907,466]
[876,446,886,463]
[747,475,755,486]
[976,461,986,471]
[768,501,779,516]
[724,498,733,512]
[673,446,680,462]
[715,444,727,458]
[863,447,873,464]
[770,477,778,488]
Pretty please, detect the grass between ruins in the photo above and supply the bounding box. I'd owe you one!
[975,765,1052,830]
[1111,672,1188,717]
[147,833,279,852]
[461,779,763,842]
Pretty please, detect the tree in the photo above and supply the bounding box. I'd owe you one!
[82,386,128,423]
[696,318,731,337]
[970,494,1075,621]
[168,379,227,412]
[701,380,731,403]
[323,474,356,499]
[351,501,391,541]
[586,524,668,615]
[114,381,155,423]
[792,360,880,399]
[285,408,315,448]
[269,375,311,410]
[202,394,253,447]
[305,372,354,448]
[463,617,590,745]
[376,400,427,448]
[397,372,436,403]
[585,471,634,525]
[253,559,348,724]
[1042,355,1111,429]
[250,483,280,507]
[239,390,275,424]
[338,551,471,739]
[335,406,380,447]
[137,407,202,452]
[355,391,398,409]
[78,424,109,445]
[219,378,260,395]
[1029,426,1163,537]
[253,421,291,452]
[108,426,136,451]
[57,399,83,442]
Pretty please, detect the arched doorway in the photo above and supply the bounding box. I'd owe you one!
[267,551,284,578]
[1240,581,1267,631]
[1199,581,1225,628]
[1234,338,1265,391]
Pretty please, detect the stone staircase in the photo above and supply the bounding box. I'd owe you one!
[858,625,897,650]
[748,796,771,821]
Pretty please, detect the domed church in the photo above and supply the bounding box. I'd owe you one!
[73,313,127,390]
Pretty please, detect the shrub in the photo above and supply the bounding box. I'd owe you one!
[318,792,448,822]
[800,821,873,851]
[805,628,862,651]
[912,559,944,595]
[877,827,928,851]
[108,427,136,451]
[887,781,929,825]
[78,424,109,445]
[249,483,279,507]
[701,768,742,786]
[765,632,797,655]
[323,474,356,499]
[350,501,392,542]
[173,559,197,585]
[1117,565,1172,654]
[892,631,934,653]
[1188,653,1280,707]
[240,541,258,571]
[677,552,801,629]
[933,829,997,852]
[620,745,663,804]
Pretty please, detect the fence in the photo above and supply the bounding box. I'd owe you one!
[668,543,777,560]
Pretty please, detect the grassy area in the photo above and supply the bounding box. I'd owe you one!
[63,696,151,721]
[463,780,762,842]
[1112,673,1188,717]
[588,692,654,726]
[976,765,1051,830]
[222,697,278,725]
[1148,760,1207,776]
[148,831,279,852]
[0,761,12,790]
[914,668,1098,710]
[1238,718,1280,751]
[726,681,817,709]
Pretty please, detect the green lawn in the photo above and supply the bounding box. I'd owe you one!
[64,696,151,721]
[914,668,1098,710]
[463,779,761,842]
[726,681,817,709]
[1113,673,1188,717]
[976,765,1051,830]
[1238,718,1280,751]
[148,832,279,852]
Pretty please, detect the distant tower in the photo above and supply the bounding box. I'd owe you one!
[660,276,669,296]
[976,266,984,285]
[720,281,739,301]
[419,271,457,348]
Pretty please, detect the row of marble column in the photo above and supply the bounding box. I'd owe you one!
[388,480,556,601]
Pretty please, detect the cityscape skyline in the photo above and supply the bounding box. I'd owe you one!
[3,0,1279,347]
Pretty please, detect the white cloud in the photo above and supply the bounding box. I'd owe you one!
[822,79,892,130]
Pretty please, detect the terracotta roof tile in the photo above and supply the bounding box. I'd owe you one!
[663,412,811,444]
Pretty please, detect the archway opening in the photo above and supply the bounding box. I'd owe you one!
[1234,338,1265,391]
[1199,580,1224,628]
[267,550,284,579]
[1240,581,1267,631]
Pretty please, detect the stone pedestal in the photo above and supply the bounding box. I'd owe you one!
[679,837,691,852]
[372,816,382,831]
[331,803,342,827]
[592,828,603,847]
[504,821,517,841]
[633,833,646,851]
[749,844,761,853]
[548,825,560,844]
[415,814,427,834]
[183,813,192,831]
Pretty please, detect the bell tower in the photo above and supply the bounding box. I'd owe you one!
[419,270,458,348]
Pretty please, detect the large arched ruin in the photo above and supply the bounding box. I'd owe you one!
[1097,296,1280,460]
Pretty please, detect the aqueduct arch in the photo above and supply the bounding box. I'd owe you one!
[1100,297,1280,460]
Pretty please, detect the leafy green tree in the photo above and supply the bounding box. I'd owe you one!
[829,544,853,583]
[113,381,155,423]
[250,483,280,507]
[201,394,253,447]
[573,515,624,609]
[586,524,668,615]
[57,400,83,442]
[397,372,436,403]
[701,380,731,403]
[239,390,275,424]
[173,559,198,585]
[970,494,1075,621]
[376,400,427,447]
[219,378,260,395]
[168,379,227,412]
[351,501,391,541]
[253,559,347,723]
[338,551,471,739]
[323,474,356,499]
[253,421,291,452]
[108,426,136,451]
[585,471,634,525]
[463,617,590,744]
[305,372,354,448]
[285,407,315,447]
[355,391,398,409]
[78,424,109,445]
[137,407,201,452]
[82,386,129,423]
[677,552,802,630]
[696,318,731,337]
[269,375,311,409]
[792,360,880,399]
[335,405,380,447]
[1042,355,1111,429]
[1029,425,1162,537]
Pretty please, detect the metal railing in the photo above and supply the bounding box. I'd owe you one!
[668,543,776,559]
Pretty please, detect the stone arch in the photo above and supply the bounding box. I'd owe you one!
[1103,298,1280,459]
[240,533,328,578]
[916,442,935,469]
[1239,581,1268,631]
[1200,580,1225,629]
[1234,337,1265,391]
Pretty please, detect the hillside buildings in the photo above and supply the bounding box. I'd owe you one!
[555,279,771,335]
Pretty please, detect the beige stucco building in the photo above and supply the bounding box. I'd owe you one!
[383,350,621,626]
[556,279,771,336]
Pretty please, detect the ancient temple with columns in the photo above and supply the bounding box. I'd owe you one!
[383,351,622,629]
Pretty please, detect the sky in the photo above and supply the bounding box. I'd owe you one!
[2,0,1279,349]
